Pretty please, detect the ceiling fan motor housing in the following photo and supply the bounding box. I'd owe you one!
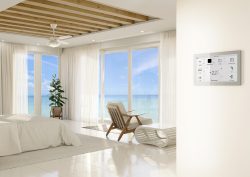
[50,24,57,29]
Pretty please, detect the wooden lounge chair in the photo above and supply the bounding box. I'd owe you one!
[106,102,152,141]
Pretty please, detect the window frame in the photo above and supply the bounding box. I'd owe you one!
[99,42,160,122]
[27,51,60,116]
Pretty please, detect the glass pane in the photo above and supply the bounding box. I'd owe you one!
[27,53,34,114]
[103,51,128,118]
[132,48,159,122]
[41,55,59,117]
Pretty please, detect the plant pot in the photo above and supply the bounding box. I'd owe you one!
[50,106,62,119]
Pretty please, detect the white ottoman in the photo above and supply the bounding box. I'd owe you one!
[135,124,176,148]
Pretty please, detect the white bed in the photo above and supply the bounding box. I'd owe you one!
[0,114,81,156]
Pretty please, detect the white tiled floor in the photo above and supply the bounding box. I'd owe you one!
[0,120,176,177]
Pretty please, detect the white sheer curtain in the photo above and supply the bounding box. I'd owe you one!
[0,43,2,114]
[0,43,14,114]
[159,31,176,127]
[0,43,28,114]
[61,44,100,123]
[12,45,28,114]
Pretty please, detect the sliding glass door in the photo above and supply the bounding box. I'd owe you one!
[100,46,159,122]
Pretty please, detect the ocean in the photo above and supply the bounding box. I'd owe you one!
[29,95,159,121]
[28,96,52,117]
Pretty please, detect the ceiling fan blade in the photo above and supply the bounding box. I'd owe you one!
[58,35,72,40]
[59,40,68,45]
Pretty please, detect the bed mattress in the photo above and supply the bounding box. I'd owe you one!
[0,114,81,156]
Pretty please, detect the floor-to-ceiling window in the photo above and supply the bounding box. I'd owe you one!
[100,45,159,122]
[27,53,59,117]
[41,55,59,117]
[132,47,159,121]
[102,51,129,118]
[27,53,35,114]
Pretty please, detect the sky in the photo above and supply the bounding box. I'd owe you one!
[104,47,159,95]
[28,54,58,96]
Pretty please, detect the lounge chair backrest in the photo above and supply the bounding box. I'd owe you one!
[107,103,126,129]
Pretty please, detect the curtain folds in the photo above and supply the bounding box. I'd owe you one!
[12,45,28,114]
[61,44,100,123]
[159,31,176,127]
[0,43,28,114]
[1,43,14,114]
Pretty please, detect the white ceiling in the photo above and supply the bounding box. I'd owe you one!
[0,0,176,48]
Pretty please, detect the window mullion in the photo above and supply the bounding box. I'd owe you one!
[100,51,105,122]
[128,48,132,111]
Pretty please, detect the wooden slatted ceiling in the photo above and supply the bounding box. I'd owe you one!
[0,0,155,38]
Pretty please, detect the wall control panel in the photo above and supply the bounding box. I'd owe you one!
[194,51,241,85]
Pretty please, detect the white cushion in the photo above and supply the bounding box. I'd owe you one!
[115,102,127,114]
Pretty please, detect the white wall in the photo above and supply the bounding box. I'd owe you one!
[177,0,250,177]
[0,0,22,11]
[63,33,161,51]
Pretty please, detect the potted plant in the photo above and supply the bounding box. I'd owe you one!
[49,74,67,119]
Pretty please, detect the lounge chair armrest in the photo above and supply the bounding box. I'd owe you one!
[122,113,147,126]
[122,113,131,116]
[122,113,146,117]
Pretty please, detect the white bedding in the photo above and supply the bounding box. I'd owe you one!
[0,114,81,156]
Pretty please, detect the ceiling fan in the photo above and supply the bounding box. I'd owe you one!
[48,24,72,48]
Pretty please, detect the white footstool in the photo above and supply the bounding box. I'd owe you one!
[135,124,176,148]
